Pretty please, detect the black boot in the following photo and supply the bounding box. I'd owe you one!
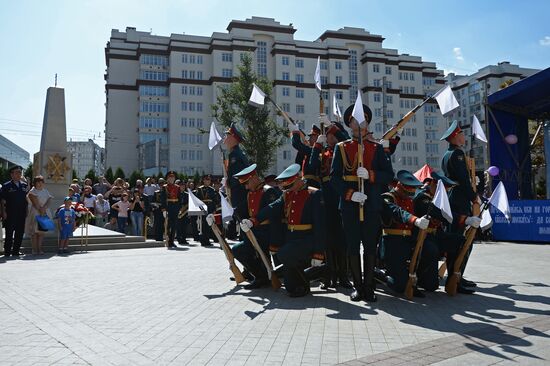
[337,254,353,289]
[349,255,364,301]
[363,255,377,302]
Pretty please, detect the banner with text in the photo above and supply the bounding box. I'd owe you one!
[491,200,550,243]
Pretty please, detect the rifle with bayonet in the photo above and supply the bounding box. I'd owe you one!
[382,96,432,140]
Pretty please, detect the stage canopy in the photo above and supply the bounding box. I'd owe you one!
[487,67,550,200]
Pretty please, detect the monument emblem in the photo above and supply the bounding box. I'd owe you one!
[45,153,70,182]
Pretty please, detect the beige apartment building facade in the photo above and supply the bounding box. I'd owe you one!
[104,17,448,176]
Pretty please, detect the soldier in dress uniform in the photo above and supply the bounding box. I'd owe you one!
[331,104,394,302]
[195,174,218,247]
[379,170,434,297]
[251,164,326,297]
[219,164,281,289]
[291,124,321,188]
[440,121,481,289]
[308,123,352,289]
[176,180,189,245]
[413,171,475,294]
[0,165,28,258]
[223,123,249,209]
[160,171,181,248]
[151,178,165,242]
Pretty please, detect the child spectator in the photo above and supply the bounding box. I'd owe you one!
[57,197,76,254]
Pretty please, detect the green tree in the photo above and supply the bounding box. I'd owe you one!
[85,169,97,184]
[72,169,78,180]
[0,166,8,183]
[129,170,145,187]
[105,167,114,184]
[25,161,34,181]
[211,53,286,175]
[114,167,125,180]
[193,171,201,185]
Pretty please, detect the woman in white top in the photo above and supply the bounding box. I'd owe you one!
[25,176,53,255]
[94,194,110,227]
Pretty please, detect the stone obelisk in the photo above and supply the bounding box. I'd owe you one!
[34,86,72,209]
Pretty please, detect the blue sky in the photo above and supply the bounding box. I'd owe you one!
[0,0,548,156]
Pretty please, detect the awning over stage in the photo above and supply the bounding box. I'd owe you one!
[487,67,550,200]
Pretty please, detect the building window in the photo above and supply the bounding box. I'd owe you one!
[295,59,304,68]
[189,86,195,95]
[283,150,291,160]
[335,76,343,85]
[282,56,289,66]
[336,91,343,100]
[321,76,328,85]
[140,54,168,66]
[140,101,169,113]
[282,72,290,81]
[197,118,203,128]
[256,41,267,77]
[181,118,187,127]
[181,70,188,79]
[374,93,381,102]
[181,102,187,111]
[197,134,203,144]
[320,61,328,70]
[373,79,381,87]
[385,66,392,75]
[282,103,290,112]
[140,117,168,129]
[181,86,187,95]
[375,108,382,118]
[140,71,169,81]
[404,72,409,80]
[386,95,393,104]
[189,102,195,111]
[349,50,358,104]
[197,87,203,96]
[296,89,304,98]
[197,150,203,160]
[222,53,232,62]
[197,103,203,112]
[182,54,188,63]
[197,71,203,80]
[295,74,304,83]
[282,87,290,96]
[189,150,195,160]
[222,69,233,78]
[139,85,168,96]
[181,134,188,143]
[409,73,415,81]
[386,110,394,119]
[373,64,380,73]
[296,105,305,114]
[181,150,187,160]
[335,61,342,70]
[424,105,437,113]
[399,72,402,80]
[189,118,195,128]
[197,55,203,64]
[189,71,196,79]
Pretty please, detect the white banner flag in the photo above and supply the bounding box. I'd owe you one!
[333,94,342,119]
[480,208,493,231]
[433,85,459,115]
[472,115,488,143]
[208,121,222,150]
[488,181,511,221]
[433,179,453,223]
[219,192,234,223]
[314,56,322,92]
[187,189,207,216]
[248,83,266,107]
[351,90,365,124]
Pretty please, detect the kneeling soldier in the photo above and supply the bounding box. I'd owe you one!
[250,164,326,297]
[380,170,434,296]
[227,164,281,289]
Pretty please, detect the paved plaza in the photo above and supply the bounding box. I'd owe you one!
[1,241,549,365]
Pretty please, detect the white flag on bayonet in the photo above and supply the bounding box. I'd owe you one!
[433,85,459,115]
[333,94,342,119]
[188,189,207,216]
[480,209,493,231]
[488,181,511,221]
[208,121,222,150]
[351,90,365,124]
[472,115,488,143]
[314,56,322,92]
[433,179,453,223]
[219,192,234,223]
[248,83,266,107]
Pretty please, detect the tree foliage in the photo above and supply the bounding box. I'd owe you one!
[85,169,97,184]
[211,53,286,175]
[105,167,114,184]
[114,167,125,180]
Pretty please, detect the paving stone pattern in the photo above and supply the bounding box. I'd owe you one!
[1,241,549,365]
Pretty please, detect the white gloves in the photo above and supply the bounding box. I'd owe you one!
[319,114,331,125]
[240,219,253,232]
[206,214,215,226]
[311,259,323,267]
[356,167,369,180]
[316,135,326,145]
[162,211,167,218]
[269,251,277,256]
[381,139,390,148]
[414,216,430,230]
[351,192,368,203]
[221,177,226,187]
[465,216,482,228]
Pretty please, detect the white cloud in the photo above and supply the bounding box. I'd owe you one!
[540,36,550,46]
[453,47,464,61]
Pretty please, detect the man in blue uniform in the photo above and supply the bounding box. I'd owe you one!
[221,164,281,289]
[1,166,28,258]
[413,171,475,294]
[440,121,481,288]
[308,123,352,289]
[291,125,321,188]
[380,170,434,297]
[331,104,394,302]
[252,164,326,297]
[224,123,249,209]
